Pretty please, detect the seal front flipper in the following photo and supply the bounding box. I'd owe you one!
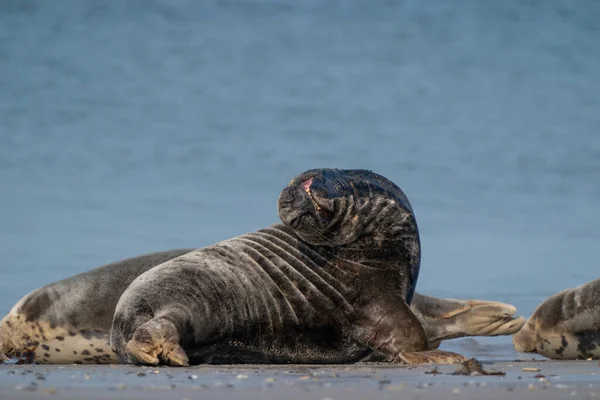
[112,306,190,366]
[350,296,467,365]
[410,293,526,348]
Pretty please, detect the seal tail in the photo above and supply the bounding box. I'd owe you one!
[0,313,18,363]
[411,293,526,347]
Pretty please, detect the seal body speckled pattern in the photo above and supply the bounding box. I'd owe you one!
[110,169,525,366]
[0,250,192,364]
[513,278,600,360]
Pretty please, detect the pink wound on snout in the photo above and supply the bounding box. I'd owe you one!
[301,177,314,191]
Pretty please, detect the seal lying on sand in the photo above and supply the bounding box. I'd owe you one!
[1,169,525,365]
[0,250,190,364]
[0,248,524,365]
[109,168,525,366]
[513,278,600,360]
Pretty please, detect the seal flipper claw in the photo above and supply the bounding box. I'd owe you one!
[126,340,188,366]
[125,338,188,366]
[125,340,160,365]
[161,343,189,367]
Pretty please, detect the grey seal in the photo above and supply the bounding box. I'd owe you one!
[513,278,600,359]
[0,169,525,364]
[0,250,190,364]
[108,168,525,366]
[0,247,524,364]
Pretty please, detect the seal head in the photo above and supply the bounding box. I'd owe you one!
[279,168,420,302]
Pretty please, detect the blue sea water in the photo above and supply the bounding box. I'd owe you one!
[1,0,599,360]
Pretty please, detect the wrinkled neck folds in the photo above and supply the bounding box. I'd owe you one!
[301,195,420,269]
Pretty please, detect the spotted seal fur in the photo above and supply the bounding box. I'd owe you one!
[0,250,524,364]
[108,168,525,366]
[0,250,190,364]
[513,278,600,359]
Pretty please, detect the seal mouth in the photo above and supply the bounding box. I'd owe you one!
[301,177,333,221]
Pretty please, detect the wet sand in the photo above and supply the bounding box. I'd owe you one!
[1,360,599,400]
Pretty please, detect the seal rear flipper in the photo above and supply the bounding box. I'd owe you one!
[0,325,13,363]
[0,313,29,364]
[411,293,526,345]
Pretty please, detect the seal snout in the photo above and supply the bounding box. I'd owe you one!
[278,175,336,231]
[278,186,311,228]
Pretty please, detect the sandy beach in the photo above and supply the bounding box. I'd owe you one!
[2,1,600,399]
[2,359,599,400]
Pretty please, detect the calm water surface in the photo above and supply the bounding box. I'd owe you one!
[1,0,599,359]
